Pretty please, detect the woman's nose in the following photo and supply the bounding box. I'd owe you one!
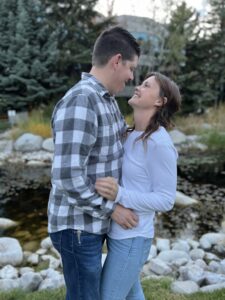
[135,86,140,92]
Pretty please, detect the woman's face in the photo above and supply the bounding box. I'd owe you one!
[128,76,163,110]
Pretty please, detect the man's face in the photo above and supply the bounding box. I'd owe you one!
[112,55,139,95]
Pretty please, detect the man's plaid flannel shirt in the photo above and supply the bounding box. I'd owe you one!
[48,73,126,234]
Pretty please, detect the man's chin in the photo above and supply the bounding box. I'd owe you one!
[114,82,126,94]
[115,87,124,95]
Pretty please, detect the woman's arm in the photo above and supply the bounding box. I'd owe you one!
[95,144,177,213]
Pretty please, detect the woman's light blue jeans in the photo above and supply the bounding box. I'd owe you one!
[101,236,152,300]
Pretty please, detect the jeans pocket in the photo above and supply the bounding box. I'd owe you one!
[49,231,62,253]
[79,231,104,246]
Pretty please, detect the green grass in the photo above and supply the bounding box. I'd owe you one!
[174,104,225,153]
[175,104,225,136]
[200,130,225,151]
[142,278,225,300]
[0,288,65,300]
[1,278,225,300]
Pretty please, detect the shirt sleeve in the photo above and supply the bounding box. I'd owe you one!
[51,94,115,219]
[116,143,177,212]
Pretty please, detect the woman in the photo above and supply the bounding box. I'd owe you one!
[95,72,181,300]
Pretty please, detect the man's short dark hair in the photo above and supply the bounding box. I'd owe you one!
[92,26,140,66]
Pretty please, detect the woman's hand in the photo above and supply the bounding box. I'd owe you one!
[95,177,118,201]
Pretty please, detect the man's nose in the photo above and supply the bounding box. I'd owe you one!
[130,72,134,81]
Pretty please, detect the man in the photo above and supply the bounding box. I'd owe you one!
[48,26,140,300]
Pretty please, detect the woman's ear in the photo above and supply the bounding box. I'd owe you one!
[155,96,167,107]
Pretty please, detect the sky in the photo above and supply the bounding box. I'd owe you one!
[95,0,208,21]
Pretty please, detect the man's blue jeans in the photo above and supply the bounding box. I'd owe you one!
[50,229,105,300]
[101,236,152,300]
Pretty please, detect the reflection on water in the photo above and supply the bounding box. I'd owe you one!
[1,176,225,246]
[155,177,225,240]
[1,188,50,245]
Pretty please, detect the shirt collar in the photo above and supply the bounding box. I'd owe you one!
[81,72,112,99]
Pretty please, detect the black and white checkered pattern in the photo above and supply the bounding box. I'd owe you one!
[48,73,126,234]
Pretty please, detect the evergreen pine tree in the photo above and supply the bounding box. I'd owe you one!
[0,0,66,113]
[161,2,199,79]
[160,2,200,113]
[181,37,215,113]
[42,0,113,81]
[182,0,225,112]
[0,0,17,111]
[204,0,225,106]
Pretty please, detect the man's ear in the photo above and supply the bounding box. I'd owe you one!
[110,53,122,70]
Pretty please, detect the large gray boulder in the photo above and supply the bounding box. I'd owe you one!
[20,272,42,292]
[0,238,23,266]
[157,250,190,263]
[169,129,187,145]
[200,233,225,250]
[0,278,20,291]
[14,133,43,152]
[149,258,172,276]
[42,138,54,152]
[0,265,18,279]
[175,191,198,207]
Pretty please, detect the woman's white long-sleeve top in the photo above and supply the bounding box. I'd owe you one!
[108,126,178,239]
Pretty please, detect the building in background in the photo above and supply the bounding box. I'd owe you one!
[115,15,167,97]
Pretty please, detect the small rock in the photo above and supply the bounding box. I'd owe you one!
[171,280,199,294]
[0,265,18,279]
[0,218,17,229]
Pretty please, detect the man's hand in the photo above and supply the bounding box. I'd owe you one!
[111,204,138,229]
[95,177,118,201]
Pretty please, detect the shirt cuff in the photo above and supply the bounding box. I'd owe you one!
[104,198,116,210]
[114,185,122,203]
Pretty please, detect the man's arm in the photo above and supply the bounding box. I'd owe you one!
[51,94,114,219]
[111,204,138,229]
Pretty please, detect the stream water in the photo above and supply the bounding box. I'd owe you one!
[0,188,49,248]
[1,175,225,249]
